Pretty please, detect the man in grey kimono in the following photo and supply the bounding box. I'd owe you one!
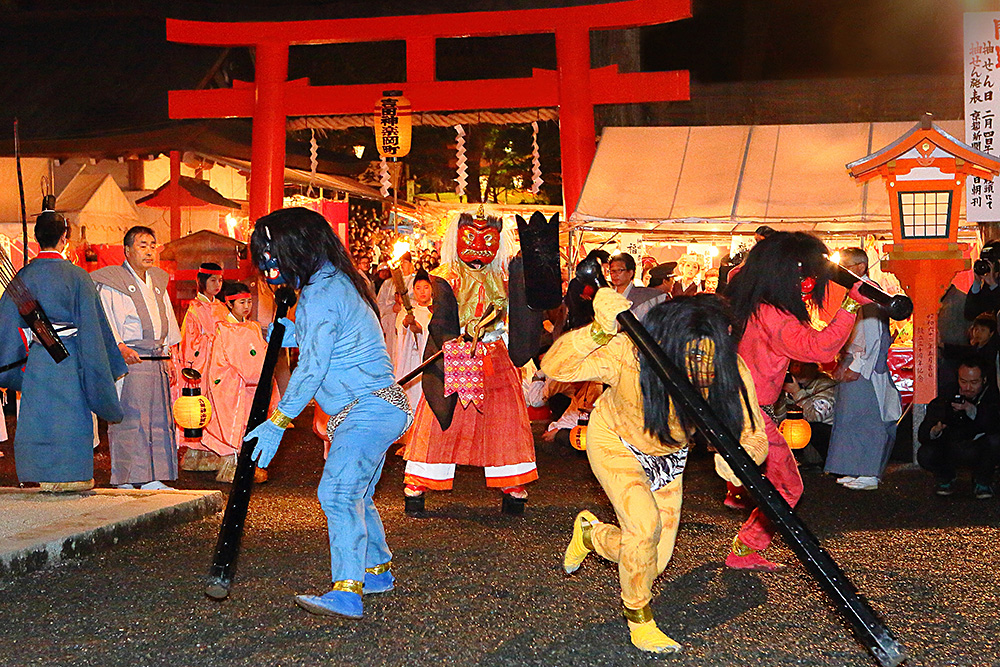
[825,248,902,490]
[92,226,181,490]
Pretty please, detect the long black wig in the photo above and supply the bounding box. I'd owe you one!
[639,294,754,444]
[249,207,379,314]
[724,231,831,340]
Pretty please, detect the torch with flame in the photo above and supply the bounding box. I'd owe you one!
[389,239,413,315]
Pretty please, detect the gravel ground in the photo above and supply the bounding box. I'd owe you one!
[0,411,998,667]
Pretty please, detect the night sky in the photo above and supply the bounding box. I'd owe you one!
[0,0,991,141]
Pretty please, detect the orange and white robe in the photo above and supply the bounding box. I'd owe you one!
[202,315,279,457]
[404,262,536,490]
[177,294,227,449]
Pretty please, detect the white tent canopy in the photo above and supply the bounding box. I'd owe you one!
[570,121,968,239]
[56,172,140,245]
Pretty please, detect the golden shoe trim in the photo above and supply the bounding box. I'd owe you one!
[731,535,754,557]
[331,579,363,595]
[622,604,654,624]
[365,561,391,576]
[580,515,598,552]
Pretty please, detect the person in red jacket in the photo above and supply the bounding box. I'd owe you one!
[721,232,871,571]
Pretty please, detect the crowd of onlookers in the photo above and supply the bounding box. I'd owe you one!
[7,211,1000,502]
[514,227,1000,501]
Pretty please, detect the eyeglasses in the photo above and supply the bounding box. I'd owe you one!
[608,268,631,275]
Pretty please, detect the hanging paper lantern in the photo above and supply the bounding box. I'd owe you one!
[374,91,411,159]
[173,368,213,439]
[779,406,812,450]
[569,425,587,451]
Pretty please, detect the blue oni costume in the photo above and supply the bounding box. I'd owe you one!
[0,253,126,485]
[245,207,412,620]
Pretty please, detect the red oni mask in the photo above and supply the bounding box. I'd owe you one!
[457,216,501,270]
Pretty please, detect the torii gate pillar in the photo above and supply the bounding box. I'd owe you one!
[249,41,290,222]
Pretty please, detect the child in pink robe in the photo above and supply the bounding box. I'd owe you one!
[177,263,228,471]
[203,282,277,483]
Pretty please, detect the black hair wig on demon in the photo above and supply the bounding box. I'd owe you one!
[639,295,754,445]
[249,207,379,314]
[724,231,831,340]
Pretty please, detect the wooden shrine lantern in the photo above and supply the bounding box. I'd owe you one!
[846,113,1000,404]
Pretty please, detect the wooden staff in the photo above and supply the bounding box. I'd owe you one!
[14,119,27,266]
[205,286,297,600]
[576,260,906,667]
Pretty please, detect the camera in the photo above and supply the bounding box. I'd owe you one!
[953,394,967,405]
[974,241,1000,275]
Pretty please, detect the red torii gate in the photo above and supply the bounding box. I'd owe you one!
[167,0,690,222]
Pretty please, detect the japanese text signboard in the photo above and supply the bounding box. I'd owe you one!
[965,13,1000,221]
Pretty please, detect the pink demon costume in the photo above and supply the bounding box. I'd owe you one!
[403,208,539,514]
[722,232,870,571]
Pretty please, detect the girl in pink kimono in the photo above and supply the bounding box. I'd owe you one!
[178,263,228,471]
[203,282,276,483]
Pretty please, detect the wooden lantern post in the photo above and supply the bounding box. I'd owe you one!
[847,113,1000,447]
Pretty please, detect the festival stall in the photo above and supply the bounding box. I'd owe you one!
[571,121,978,258]
[135,175,243,240]
[566,121,988,408]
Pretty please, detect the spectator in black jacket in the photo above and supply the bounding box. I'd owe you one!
[941,313,1000,391]
[917,357,1000,498]
[964,240,1000,321]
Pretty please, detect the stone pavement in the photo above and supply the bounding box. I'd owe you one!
[1,412,999,666]
[0,487,224,578]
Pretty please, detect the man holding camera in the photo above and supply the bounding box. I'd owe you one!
[917,357,1000,498]
[964,241,1000,321]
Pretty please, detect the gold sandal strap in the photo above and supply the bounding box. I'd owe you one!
[622,604,654,624]
[331,579,363,595]
[365,561,391,576]
[731,535,754,557]
[581,516,598,552]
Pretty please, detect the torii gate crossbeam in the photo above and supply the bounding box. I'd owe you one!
[167,0,691,221]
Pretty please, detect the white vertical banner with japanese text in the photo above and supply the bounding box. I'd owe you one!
[965,12,1000,221]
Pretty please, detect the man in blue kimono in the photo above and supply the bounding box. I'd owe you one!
[0,210,126,491]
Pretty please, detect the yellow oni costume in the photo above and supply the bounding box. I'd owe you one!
[541,290,768,653]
